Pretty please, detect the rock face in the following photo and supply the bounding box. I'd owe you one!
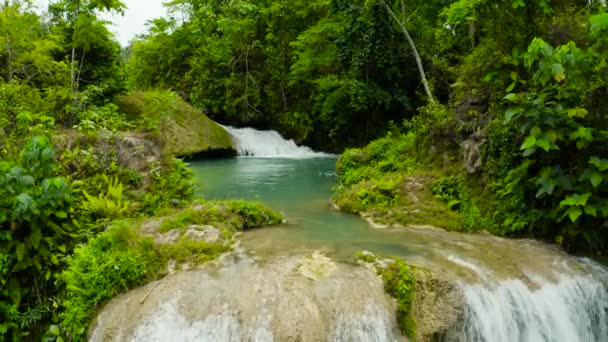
[89,252,404,342]
[410,269,465,341]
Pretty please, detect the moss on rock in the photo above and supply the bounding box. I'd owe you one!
[117,91,235,157]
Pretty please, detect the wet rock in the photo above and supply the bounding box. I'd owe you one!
[298,252,338,280]
[89,253,404,341]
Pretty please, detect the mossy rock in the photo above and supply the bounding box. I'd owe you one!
[117,91,236,157]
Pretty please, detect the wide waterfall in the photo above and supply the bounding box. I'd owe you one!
[222,126,333,158]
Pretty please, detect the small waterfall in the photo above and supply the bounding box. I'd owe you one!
[331,303,397,342]
[129,300,273,342]
[222,126,333,158]
[457,267,608,341]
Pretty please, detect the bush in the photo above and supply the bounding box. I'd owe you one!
[0,137,76,339]
[60,222,164,340]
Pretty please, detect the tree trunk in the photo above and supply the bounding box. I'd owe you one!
[71,1,80,98]
[6,34,13,81]
[380,0,435,104]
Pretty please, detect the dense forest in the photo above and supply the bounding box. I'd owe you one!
[1,0,608,340]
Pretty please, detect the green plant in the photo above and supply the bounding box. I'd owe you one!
[60,222,164,340]
[0,137,75,339]
[142,159,195,213]
[501,23,608,249]
[81,176,129,220]
[381,258,416,337]
[225,200,283,229]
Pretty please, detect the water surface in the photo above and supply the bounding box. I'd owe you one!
[190,157,415,261]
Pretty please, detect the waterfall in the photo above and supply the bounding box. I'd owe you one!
[222,126,333,158]
[456,262,608,342]
[331,303,397,342]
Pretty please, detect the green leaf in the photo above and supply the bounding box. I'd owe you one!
[560,193,592,207]
[523,147,537,157]
[49,325,60,336]
[551,63,565,82]
[535,137,551,152]
[504,93,519,102]
[565,207,582,223]
[56,211,68,219]
[584,205,597,217]
[536,174,557,198]
[521,136,536,150]
[506,82,516,93]
[505,107,523,122]
[590,172,603,188]
[590,156,608,171]
[567,108,588,118]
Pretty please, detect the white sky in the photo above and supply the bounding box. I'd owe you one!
[33,0,168,46]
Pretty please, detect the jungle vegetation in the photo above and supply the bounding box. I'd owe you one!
[1,0,608,340]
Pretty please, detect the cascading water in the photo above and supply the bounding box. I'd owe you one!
[90,132,608,341]
[222,126,333,158]
[448,257,608,342]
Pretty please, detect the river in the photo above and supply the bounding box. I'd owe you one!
[90,127,608,341]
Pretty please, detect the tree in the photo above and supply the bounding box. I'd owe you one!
[377,0,435,104]
[55,0,125,98]
[0,1,63,86]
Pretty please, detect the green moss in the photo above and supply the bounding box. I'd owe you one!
[381,258,417,338]
[160,237,227,264]
[158,200,282,234]
[356,251,377,263]
[224,200,283,229]
[158,208,202,233]
[117,91,235,157]
[335,173,464,231]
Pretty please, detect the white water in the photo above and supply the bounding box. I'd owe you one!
[456,259,608,342]
[222,126,333,158]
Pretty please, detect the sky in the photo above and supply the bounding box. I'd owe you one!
[33,0,168,46]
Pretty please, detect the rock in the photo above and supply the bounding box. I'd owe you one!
[461,138,485,174]
[298,252,338,280]
[191,204,206,211]
[410,269,465,341]
[184,225,221,244]
[117,91,236,158]
[158,229,180,244]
